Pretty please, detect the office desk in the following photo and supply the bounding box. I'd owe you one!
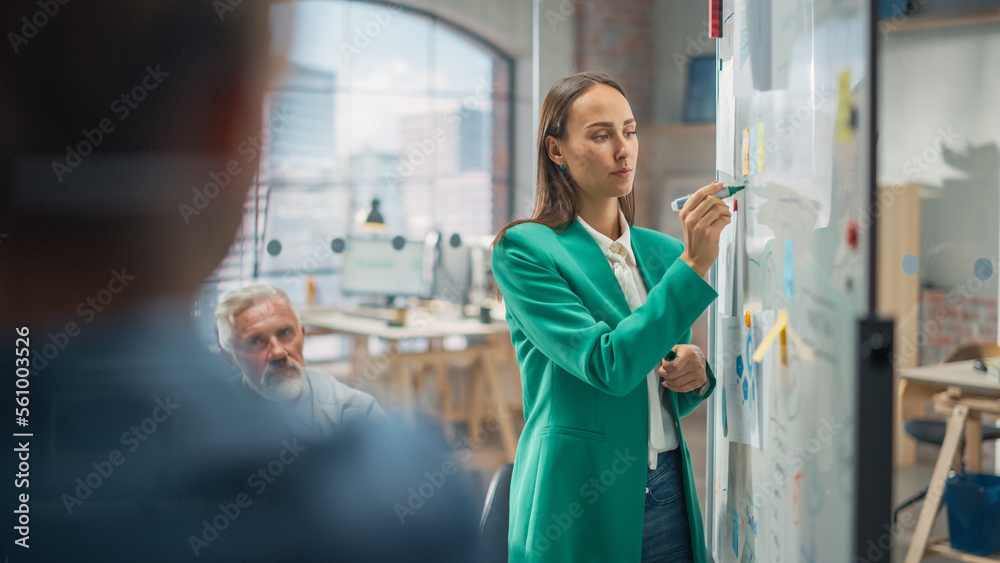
[897,359,1000,467]
[299,307,520,463]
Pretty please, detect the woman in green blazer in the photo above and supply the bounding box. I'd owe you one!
[491,72,732,562]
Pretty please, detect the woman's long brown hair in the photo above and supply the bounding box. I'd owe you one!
[491,72,635,299]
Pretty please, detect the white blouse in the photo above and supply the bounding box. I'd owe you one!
[576,211,680,470]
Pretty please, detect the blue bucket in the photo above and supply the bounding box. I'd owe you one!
[945,473,1000,557]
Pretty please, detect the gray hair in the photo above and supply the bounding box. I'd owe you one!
[215,285,300,352]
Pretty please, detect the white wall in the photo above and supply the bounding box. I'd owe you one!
[879,23,1000,187]
[879,22,1000,295]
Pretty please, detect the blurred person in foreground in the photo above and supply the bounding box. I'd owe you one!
[215,285,386,435]
[0,1,478,561]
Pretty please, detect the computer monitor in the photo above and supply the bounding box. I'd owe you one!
[340,237,428,298]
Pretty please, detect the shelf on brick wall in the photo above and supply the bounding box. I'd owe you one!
[880,7,1000,35]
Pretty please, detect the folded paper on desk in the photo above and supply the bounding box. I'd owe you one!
[973,359,1000,384]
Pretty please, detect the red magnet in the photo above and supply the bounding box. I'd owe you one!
[846,221,859,250]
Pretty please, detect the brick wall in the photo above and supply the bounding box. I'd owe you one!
[575,0,656,227]
[919,288,998,365]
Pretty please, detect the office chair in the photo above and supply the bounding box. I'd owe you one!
[893,342,1000,522]
[479,462,514,563]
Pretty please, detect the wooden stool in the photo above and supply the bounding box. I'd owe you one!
[904,392,1000,562]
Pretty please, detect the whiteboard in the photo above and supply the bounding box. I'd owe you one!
[706,0,876,561]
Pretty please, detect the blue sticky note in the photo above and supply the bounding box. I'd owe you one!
[732,506,739,555]
[784,239,794,298]
[748,125,758,176]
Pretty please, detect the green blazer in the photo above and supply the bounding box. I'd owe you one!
[492,220,718,563]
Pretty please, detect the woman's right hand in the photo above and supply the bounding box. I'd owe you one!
[678,182,732,278]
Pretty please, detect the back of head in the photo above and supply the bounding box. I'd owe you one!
[0,4,483,560]
[0,0,277,319]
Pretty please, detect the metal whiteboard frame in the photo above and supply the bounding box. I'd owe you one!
[706,264,720,562]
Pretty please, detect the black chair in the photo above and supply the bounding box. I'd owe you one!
[480,462,514,563]
[894,343,1000,523]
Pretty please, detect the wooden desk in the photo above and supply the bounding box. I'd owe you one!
[904,391,1000,563]
[300,307,520,463]
[897,359,1000,467]
[302,307,511,340]
[899,359,1000,392]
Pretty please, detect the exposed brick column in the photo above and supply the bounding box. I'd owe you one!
[492,64,512,234]
[575,0,655,228]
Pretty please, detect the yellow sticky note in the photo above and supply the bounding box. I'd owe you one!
[756,122,765,174]
[836,69,853,142]
[741,128,750,176]
[753,311,787,363]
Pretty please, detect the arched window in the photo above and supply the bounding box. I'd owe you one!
[199,0,513,332]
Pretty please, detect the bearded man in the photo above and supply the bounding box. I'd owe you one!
[216,285,386,435]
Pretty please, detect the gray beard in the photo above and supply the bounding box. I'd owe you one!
[250,363,307,401]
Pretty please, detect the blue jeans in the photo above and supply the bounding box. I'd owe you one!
[641,448,693,563]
